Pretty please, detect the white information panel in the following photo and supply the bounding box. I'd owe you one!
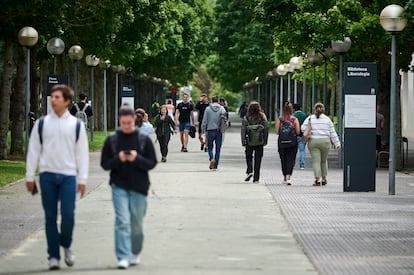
[344,94,376,128]
[121,97,135,108]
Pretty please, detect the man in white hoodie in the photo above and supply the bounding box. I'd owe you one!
[26,84,89,270]
[201,96,227,170]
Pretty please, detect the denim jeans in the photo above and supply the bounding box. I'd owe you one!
[111,185,147,260]
[297,136,306,167]
[39,172,77,260]
[245,145,264,181]
[207,131,223,168]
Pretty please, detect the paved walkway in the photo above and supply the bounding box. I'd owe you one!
[0,113,413,274]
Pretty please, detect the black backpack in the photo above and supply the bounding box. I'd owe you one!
[278,117,297,148]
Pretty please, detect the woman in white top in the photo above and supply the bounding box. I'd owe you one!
[166,99,175,120]
[301,103,341,186]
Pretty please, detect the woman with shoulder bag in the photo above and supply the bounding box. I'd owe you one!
[301,102,341,186]
[241,101,269,183]
[276,102,300,185]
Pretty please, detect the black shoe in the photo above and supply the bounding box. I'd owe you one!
[183,148,188,152]
[181,146,184,152]
[204,147,208,152]
[201,143,205,151]
[321,180,327,186]
[244,173,253,182]
[313,180,321,186]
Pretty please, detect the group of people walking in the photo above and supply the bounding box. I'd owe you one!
[25,83,340,271]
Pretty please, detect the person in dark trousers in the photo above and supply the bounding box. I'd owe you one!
[276,102,300,185]
[241,101,269,183]
[293,103,307,169]
[26,84,89,270]
[195,93,209,151]
[101,106,157,269]
[154,105,176,162]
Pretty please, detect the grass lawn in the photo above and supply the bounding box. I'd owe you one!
[1,131,108,187]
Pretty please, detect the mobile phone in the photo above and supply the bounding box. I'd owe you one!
[124,150,131,155]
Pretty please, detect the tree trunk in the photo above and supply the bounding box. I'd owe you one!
[0,40,14,159]
[10,46,26,156]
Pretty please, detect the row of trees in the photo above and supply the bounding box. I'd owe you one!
[0,0,215,159]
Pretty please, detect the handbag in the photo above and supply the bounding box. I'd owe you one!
[189,125,196,138]
[302,118,311,143]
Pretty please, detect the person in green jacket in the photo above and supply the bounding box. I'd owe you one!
[293,103,307,169]
[154,105,176,162]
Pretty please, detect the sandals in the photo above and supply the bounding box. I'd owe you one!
[313,179,327,186]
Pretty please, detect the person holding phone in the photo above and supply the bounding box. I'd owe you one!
[101,106,157,269]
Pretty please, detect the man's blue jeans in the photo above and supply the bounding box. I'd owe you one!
[39,172,77,260]
[297,136,306,167]
[111,185,147,260]
[207,131,223,168]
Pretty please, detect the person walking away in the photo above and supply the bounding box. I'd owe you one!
[376,104,385,158]
[202,96,227,170]
[195,93,210,151]
[219,97,230,127]
[101,106,157,269]
[175,92,195,152]
[276,102,300,185]
[301,102,341,186]
[70,93,93,129]
[154,105,176,162]
[293,103,307,169]
[26,84,89,270]
[239,101,247,118]
[241,101,269,183]
[166,99,175,121]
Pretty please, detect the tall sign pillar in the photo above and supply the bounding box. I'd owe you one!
[343,62,377,192]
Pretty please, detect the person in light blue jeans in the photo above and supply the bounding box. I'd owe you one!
[293,103,307,169]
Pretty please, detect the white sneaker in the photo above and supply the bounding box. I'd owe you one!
[117,259,129,269]
[64,247,75,267]
[286,179,292,186]
[48,258,60,270]
[130,254,141,265]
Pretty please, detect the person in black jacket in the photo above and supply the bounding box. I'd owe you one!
[154,105,176,162]
[100,106,157,269]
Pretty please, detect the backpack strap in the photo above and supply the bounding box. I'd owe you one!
[38,116,45,145]
[38,116,81,145]
[74,103,80,112]
[81,103,88,112]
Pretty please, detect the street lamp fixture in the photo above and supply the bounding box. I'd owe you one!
[380,4,407,195]
[17,26,38,155]
[112,65,126,128]
[68,45,84,101]
[276,64,288,116]
[307,49,322,108]
[332,37,352,168]
[85,55,100,141]
[46,38,65,74]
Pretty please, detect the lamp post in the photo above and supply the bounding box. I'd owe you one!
[100,60,111,136]
[85,54,100,141]
[17,26,38,154]
[285,63,294,102]
[332,37,352,168]
[276,64,287,116]
[290,56,304,104]
[321,47,334,108]
[112,65,125,128]
[68,45,84,101]
[307,49,322,109]
[46,38,65,74]
[380,4,407,195]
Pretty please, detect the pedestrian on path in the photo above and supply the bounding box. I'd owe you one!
[301,102,340,186]
[276,102,300,185]
[154,105,176,162]
[241,101,269,183]
[293,103,307,169]
[101,106,157,269]
[201,96,227,170]
[175,92,195,152]
[26,84,89,270]
[195,93,209,151]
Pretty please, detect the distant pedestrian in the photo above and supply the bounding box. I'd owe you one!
[276,102,300,185]
[26,84,89,270]
[219,97,230,127]
[376,104,385,158]
[175,92,195,152]
[293,103,307,169]
[135,108,155,137]
[195,93,209,151]
[70,93,93,129]
[239,101,247,118]
[202,96,227,170]
[101,106,157,269]
[154,105,176,162]
[301,102,340,186]
[166,99,175,121]
[241,101,269,183]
